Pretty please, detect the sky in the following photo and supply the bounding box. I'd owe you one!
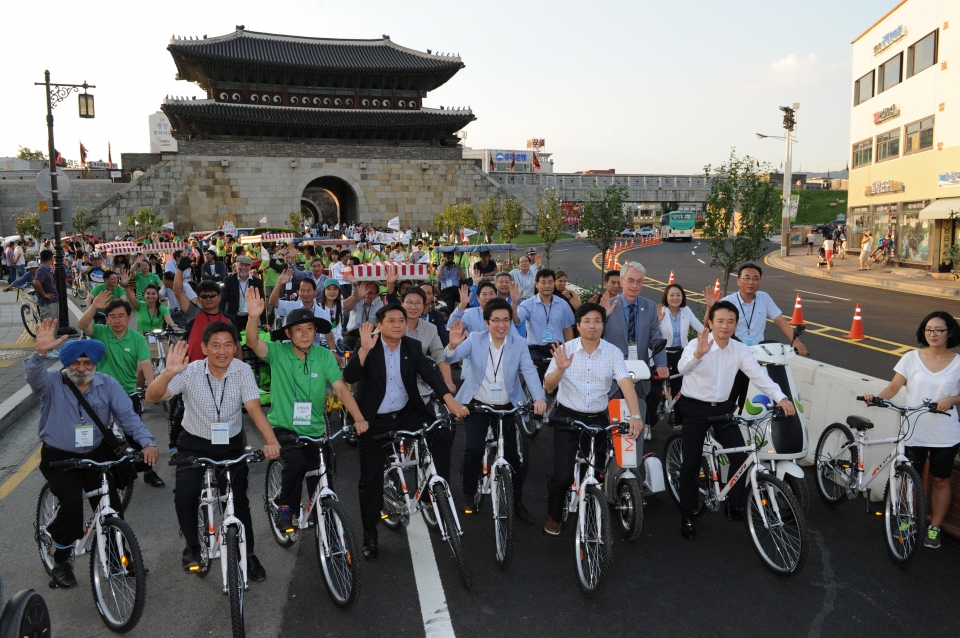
[2,0,889,175]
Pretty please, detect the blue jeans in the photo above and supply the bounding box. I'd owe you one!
[16,264,25,279]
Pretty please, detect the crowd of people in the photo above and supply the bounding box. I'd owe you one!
[21,227,960,593]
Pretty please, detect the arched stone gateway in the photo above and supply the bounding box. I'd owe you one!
[294,170,366,227]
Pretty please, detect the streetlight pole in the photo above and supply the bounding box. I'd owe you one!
[35,71,95,335]
[781,128,793,258]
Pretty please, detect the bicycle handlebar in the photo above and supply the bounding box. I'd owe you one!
[548,416,626,435]
[276,427,350,446]
[168,450,265,468]
[468,402,531,416]
[369,415,453,443]
[857,396,947,415]
[50,453,139,470]
[707,406,785,425]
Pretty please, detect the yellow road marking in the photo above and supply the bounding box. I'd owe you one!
[0,445,41,501]
[590,251,916,358]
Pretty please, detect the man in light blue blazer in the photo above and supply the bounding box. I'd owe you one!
[446,298,546,524]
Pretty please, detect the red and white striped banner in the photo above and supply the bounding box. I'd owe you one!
[96,241,187,255]
[344,263,431,281]
[143,242,186,253]
[239,233,295,245]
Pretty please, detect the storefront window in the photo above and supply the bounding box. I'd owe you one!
[848,207,871,252]
[871,204,898,253]
[898,205,931,263]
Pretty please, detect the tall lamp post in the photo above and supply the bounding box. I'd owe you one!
[35,71,96,335]
[755,102,799,257]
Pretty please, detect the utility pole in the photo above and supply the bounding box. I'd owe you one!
[780,103,798,258]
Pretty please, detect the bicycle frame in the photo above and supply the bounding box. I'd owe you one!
[291,433,343,553]
[194,462,249,592]
[701,430,780,530]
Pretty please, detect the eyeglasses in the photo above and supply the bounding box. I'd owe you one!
[198,292,220,300]
[924,328,948,336]
[487,318,512,325]
[403,301,424,307]
[106,314,128,321]
[739,276,761,282]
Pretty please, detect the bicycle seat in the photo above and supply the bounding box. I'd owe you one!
[846,415,874,431]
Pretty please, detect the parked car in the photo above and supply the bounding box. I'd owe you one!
[619,228,638,237]
[636,227,656,237]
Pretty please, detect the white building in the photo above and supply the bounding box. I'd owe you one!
[462,148,553,174]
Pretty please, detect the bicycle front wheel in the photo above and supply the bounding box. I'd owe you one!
[35,483,59,577]
[433,482,471,589]
[316,498,362,609]
[745,474,808,576]
[114,482,134,516]
[90,517,147,632]
[21,305,38,338]
[381,471,408,531]
[493,465,515,570]
[884,464,926,565]
[513,416,531,482]
[518,381,541,439]
[575,485,613,598]
[77,283,88,300]
[264,458,297,547]
[225,526,245,638]
[814,423,858,505]
[663,434,683,507]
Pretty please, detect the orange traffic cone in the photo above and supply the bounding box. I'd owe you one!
[713,279,720,295]
[668,270,675,285]
[631,237,635,248]
[789,294,804,326]
[844,304,867,340]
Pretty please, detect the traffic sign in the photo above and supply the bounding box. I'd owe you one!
[38,201,47,212]
[35,168,70,198]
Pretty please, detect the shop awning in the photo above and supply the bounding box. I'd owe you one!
[919,197,960,220]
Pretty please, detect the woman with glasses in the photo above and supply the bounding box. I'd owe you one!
[863,311,960,549]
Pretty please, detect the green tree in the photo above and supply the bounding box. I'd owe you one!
[435,203,476,243]
[477,196,501,243]
[288,210,306,233]
[70,206,97,236]
[701,150,779,296]
[499,198,524,268]
[536,188,564,266]
[13,212,43,241]
[124,207,167,237]
[580,183,630,283]
[16,146,46,161]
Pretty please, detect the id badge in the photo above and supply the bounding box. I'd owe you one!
[744,334,756,346]
[541,327,554,344]
[293,402,313,427]
[489,382,505,404]
[210,422,230,445]
[238,296,248,315]
[75,424,94,448]
[627,344,639,361]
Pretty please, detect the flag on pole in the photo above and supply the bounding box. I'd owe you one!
[79,142,88,165]
[387,216,400,231]
[532,151,541,171]
[107,141,113,169]
[259,216,268,224]
[162,221,175,230]
[462,229,478,237]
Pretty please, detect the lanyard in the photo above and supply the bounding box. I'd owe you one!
[488,345,505,383]
[736,294,756,334]
[145,304,159,329]
[541,297,553,329]
[205,363,228,421]
[291,352,314,401]
[238,278,249,297]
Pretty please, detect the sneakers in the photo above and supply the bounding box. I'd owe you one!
[925,526,942,549]
[181,545,202,571]
[643,422,652,440]
[247,554,266,582]
[274,504,297,534]
[461,494,475,515]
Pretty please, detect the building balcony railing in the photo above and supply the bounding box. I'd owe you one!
[488,173,711,189]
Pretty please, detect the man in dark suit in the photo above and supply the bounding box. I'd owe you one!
[343,304,470,560]
[219,255,265,330]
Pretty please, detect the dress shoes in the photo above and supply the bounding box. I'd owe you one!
[680,516,696,540]
[543,516,561,536]
[52,561,78,588]
[514,503,534,524]
[461,494,476,515]
[362,529,379,561]
[144,471,165,488]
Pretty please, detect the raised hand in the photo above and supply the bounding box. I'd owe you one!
[449,320,467,348]
[656,303,666,322]
[458,283,471,309]
[359,322,379,352]
[118,268,130,286]
[534,253,543,268]
[164,340,189,374]
[694,326,713,359]
[245,286,265,318]
[278,268,294,286]
[35,319,68,355]
[703,285,718,308]
[599,291,619,314]
[384,262,398,286]
[551,342,574,370]
[92,290,112,310]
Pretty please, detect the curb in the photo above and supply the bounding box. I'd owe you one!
[765,251,960,300]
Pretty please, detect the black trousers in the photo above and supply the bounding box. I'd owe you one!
[676,398,746,516]
[357,408,453,532]
[547,404,609,523]
[274,427,327,510]
[39,443,122,564]
[174,431,255,554]
[729,370,750,414]
[528,345,553,384]
[462,411,523,502]
[168,393,184,449]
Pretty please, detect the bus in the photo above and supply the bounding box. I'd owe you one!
[659,211,696,241]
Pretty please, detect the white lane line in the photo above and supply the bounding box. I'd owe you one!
[697,259,705,264]
[794,289,851,301]
[691,251,696,255]
[695,243,701,249]
[407,515,456,637]
[553,249,570,252]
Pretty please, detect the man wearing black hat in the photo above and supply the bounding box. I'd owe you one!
[28,319,158,588]
[244,289,367,534]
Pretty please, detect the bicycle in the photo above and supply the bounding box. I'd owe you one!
[35,453,147,632]
[169,449,265,638]
[13,286,40,338]
[870,245,893,267]
[70,267,89,300]
[264,428,361,609]
[835,240,846,260]
[814,396,936,565]
[377,415,471,589]
[547,416,618,597]
[519,351,554,439]
[468,402,532,570]
[662,408,809,576]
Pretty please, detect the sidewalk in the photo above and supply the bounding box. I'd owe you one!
[767,250,960,299]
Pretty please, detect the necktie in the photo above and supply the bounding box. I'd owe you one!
[362,303,370,324]
[628,303,637,343]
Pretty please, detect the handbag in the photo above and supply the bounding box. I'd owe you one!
[61,372,139,489]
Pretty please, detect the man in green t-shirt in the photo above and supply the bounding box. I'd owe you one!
[87,270,127,307]
[215,231,227,260]
[244,288,366,533]
[132,255,162,296]
[78,292,164,487]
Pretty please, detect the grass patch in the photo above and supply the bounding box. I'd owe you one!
[486,233,574,245]
[793,190,848,225]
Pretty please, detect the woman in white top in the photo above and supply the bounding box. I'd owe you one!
[864,311,960,549]
[657,284,705,431]
[858,231,873,271]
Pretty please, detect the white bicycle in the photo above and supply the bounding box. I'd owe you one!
[264,427,361,609]
[170,449,264,638]
[35,453,147,632]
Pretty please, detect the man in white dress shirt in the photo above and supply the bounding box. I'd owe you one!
[675,300,796,540]
[542,302,645,535]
